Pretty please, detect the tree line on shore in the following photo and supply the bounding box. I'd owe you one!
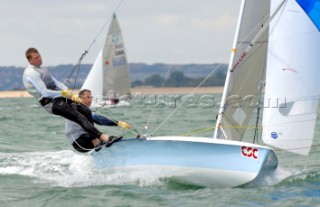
[0,63,227,91]
[132,70,226,87]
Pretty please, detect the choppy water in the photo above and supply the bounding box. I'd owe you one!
[0,95,319,207]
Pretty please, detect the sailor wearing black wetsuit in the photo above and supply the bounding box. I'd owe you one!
[64,89,131,152]
[22,47,112,143]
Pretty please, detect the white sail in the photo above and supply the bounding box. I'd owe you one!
[102,14,131,99]
[81,50,103,107]
[81,14,131,106]
[89,1,283,188]
[215,0,270,141]
[262,0,320,156]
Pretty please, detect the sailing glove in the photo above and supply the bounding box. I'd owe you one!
[118,121,132,129]
[61,89,73,98]
[61,90,82,103]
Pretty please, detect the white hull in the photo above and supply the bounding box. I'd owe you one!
[91,136,278,187]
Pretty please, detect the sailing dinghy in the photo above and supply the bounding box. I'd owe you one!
[82,14,131,107]
[91,0,320,187]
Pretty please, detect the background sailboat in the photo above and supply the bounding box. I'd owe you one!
[91,0,320,187]
[82,14,131,107]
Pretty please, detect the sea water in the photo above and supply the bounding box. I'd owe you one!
[0,95,319,207]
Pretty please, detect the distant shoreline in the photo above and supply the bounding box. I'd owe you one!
[0,87,223,98]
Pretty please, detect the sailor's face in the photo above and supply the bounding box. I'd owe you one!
[29,52,42,67]
[81,92,93,107]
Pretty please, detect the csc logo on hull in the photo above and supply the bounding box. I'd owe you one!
[241,146,258,159]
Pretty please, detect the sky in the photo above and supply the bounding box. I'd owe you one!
[0,0,241,67]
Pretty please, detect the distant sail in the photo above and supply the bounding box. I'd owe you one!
[82,14,131,106]
[81,51,103,107]
[102,14,131,98]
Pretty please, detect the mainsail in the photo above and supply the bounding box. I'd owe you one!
[215,0,320,156]
[82,14,131,104]
[102,14,131,99]
[262,0,320,155]
[214,0,270,141]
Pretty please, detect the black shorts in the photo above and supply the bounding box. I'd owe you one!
[72,134,96,153]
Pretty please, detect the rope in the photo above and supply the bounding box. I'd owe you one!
[180,124,264,137]
[93,107,142,136]
[271,144,320,153]
[253,80,265,144]
[71,108,142,152]
[145,64,173,129]
[62,1,128,150]
[64,0,125,89]
[151,63,224,136]
[214,1,287,139]
[73,139,105,152]
[86,0,125,53]
[180,126,214,136]
[64,50,88,87]
[231,0,287,72]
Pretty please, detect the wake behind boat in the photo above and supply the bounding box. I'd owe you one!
[91,0,320,187]
[82,14,131,108]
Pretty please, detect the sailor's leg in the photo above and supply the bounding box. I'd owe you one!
[72,134,96,152]
[52,98,103,139]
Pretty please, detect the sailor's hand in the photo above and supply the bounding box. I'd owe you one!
[61,90,73,98]
[71,95,83,103]
[118,121,132,129]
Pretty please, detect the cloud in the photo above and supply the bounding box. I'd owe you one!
[191,13,237,31]
[155,14,179,27]
[0,0,241,66]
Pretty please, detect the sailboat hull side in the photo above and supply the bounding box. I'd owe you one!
[91,136,278,187]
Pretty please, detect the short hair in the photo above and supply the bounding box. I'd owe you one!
[25,48,39,60]
[79,89,91,97]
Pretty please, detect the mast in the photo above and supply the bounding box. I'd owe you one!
[213,0,247,139]
[213,0,286,140]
